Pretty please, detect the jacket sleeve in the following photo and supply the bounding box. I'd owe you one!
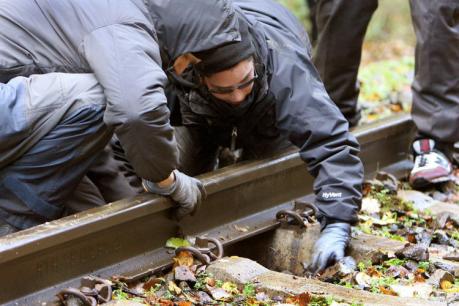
[269,50,363,225]
[82,23,178,182]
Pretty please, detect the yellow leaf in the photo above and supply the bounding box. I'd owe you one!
[440,280,453,290]
[168,281,181,295]
[222,282,239,294]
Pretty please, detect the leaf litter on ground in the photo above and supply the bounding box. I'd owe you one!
[59,239,359,306]
[321,171,459,299]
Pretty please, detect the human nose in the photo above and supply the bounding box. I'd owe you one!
[228,89,247,103]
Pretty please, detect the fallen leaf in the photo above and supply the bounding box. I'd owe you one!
[366,266,382,278]
[206,278,216,287]
[389,103,403,112]
[143,277,164,291]
[168,281,182,295]
[285,292,311,306]
[407,233,417,244]
[221,282,239,294]
[166,237,191,249]
[444,287,459,293]
[380,286,398,296]
[173,251,194,268]
[361,197,381,214]
[297,292,311,306]
[354,272,372,289]
[208,287,231,300]
[414,272,425,283]
[158,299,174,306]
[440,280,453,290]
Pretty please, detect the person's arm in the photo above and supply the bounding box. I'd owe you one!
[82,23,177,183]
[270,52,363,226]
[269,47,363,273]
[82,23,206,217]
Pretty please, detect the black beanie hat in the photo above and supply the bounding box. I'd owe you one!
[194,17,255,75]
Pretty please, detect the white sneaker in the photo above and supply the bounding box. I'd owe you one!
[410,139,453,188]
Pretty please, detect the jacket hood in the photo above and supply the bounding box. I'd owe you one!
[146,0,241,64]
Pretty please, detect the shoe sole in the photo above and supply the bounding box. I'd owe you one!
[410,175,453,189]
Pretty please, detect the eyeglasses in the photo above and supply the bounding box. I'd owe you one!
[207,70,258,95]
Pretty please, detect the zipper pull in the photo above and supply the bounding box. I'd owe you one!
[231,126,238,152]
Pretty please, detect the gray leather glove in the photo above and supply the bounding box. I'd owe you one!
[142,170,206,219]
[309,222,351,274]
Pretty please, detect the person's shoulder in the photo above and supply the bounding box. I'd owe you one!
[72,0,151,29]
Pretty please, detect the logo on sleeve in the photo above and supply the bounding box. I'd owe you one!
[321,191,342,199]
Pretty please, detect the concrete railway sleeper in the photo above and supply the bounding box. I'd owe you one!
[0,115,419,305]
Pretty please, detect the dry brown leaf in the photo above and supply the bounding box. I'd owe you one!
[143,277,163,291]
[367,266,382,278]
[173,250,194,268]
[414,274,426,283]
[407,233,417,244]
[445,221,454,230]
[414,269,426,283]
[379,286,397,296]
[285,292,311,306]
[206,278,216,287]
[390,103,403,112]
[362,183,372,197]
[159,299,174,306]
[146,295,158,304]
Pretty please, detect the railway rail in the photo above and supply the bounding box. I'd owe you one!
[0,114,415,305]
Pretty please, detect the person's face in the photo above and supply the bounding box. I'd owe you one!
[202,58,256,106]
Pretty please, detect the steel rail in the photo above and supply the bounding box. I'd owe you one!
[0,114,414,305]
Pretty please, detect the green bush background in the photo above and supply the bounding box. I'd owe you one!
[278,0,414,44]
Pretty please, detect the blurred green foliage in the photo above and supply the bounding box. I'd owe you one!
[277,0,416,124]
[366,0,414,44]
[277,0,311,31]
[359,57,414,102]
[277,0,414,44]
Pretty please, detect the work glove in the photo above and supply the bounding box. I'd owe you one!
[309,222,351,274]
[142,170,206,220]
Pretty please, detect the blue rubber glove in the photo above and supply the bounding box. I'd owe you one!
[310,222,351,273]
[143,170,206,219]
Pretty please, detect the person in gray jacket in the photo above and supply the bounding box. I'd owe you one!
[164,0,364,273]
[0,0,240,234]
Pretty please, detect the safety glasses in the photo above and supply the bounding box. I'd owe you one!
[207,70,258,95]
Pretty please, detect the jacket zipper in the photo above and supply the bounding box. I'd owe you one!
[231,126,238,152]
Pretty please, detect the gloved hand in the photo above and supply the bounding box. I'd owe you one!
[142,170,206,219]
[309,222,351,274]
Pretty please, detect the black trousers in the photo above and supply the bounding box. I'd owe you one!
[310,0,459,148]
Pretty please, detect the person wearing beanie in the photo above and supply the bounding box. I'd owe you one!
[163,0,364,274]
[194,18,256,76]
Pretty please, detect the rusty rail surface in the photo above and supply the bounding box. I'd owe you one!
[0,115,415,305]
